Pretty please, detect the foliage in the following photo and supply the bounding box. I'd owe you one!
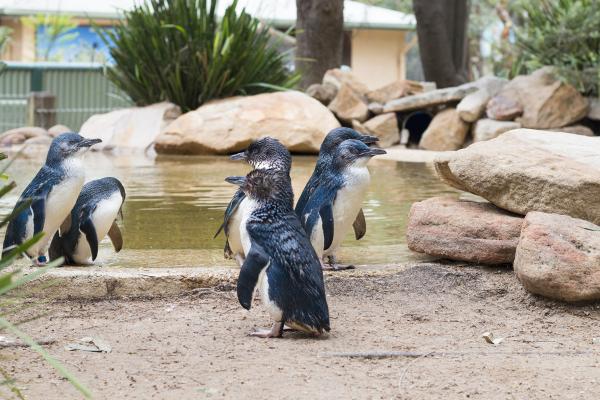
[0,26,13,56]
[101,0,299,112]
[21,14,79,61]
[0,151,92,398]
[515,0,600,96]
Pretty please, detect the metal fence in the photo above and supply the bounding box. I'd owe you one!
[0,62,133,131]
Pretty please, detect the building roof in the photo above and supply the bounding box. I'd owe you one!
[0,0,415,30]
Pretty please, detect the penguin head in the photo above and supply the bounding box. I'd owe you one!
[226,169,290,204]
[46,133,102,164]
[333,139,387,169]
[320,127,379,155]
[230,137,291,172]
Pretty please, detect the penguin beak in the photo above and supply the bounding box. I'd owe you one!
[367,148,387,156]
[360,135,379,145]
[79,138,102,148]
[225,176,246,187]
[230,151,247,161]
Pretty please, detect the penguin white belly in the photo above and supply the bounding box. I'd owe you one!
[239,199,258,256]
[323,165,370,257]
[258,265,283,322]
[72,192,123,264]
[31,161,84,257]
[309,218,324,259]
[227,197,252,258]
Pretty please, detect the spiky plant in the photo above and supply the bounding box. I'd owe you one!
[101,0,299,111]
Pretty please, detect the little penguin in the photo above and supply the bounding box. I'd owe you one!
[301,139,386,269]
[48,177,126,265]
[225,169,330,338]
[2,133,102,265]
[214,137,292,266]
[295,127,379,244]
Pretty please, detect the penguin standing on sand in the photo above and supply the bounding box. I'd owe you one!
[2,133,102,265]
[48,177,126,265]
[226,169,330,338]
[302,139,386,270]
[295,127,379,245]
[215,137,292,266]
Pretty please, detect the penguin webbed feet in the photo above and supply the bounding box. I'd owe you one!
[249,322,284,338]
[322,255,355,271]
[32,255,47,267]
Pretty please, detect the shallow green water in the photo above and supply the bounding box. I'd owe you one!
[1,151,459,267]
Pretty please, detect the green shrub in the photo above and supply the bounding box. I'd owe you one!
[515,0,600,96]
[101,0,299,111]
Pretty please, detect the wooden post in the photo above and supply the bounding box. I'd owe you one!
[27,91,56,129]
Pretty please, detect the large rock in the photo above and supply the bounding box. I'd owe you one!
[0,126,47,140]
[550,125,594,136]
[514,212,600,302]
[587,97,600,120]
[361,113,400,148]
[155,91,340,155]
[328,83,369,123]
[473,119,521,142]
[382,80,481,113]
[419,108,469,151]
[81,102,181,151]
[407,197,523,264]
[366,80,427,104]
[434,129,600,224]
[306,83,337,105]
[322,68,369,97]
[47,124,72,137]
[456,76,507,122]
[490,68,589,128]
[485,95,523,121]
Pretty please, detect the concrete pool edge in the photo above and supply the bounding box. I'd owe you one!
[13,264,415,300]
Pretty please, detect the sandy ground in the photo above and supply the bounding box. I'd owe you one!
[2,261,600,400]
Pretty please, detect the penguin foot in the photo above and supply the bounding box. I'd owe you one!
[32,256,47,267]
[322,263,355,271]
[249,322,283,338]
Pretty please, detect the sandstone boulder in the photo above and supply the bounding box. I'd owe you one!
[47,124,72,137]
[81,102,181,151]
[419,108,469,151]
[550,125,594,136]
[434,129,600,224]
[587,97,600,120]
[366,80,427,104]
[473,119,521,142]
[485,95,523,121]
[490,68,588,128]
[407,197,523,264]
[457,76,507,122]
[322,68,369,97]
[361,113,400,148]
[306,83,337,105]
[0,126,47,140]
[328,83,369,123]
[514,212,600,302]
[155,91,340,155]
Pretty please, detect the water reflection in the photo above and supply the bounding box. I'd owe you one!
[1,151,459,267]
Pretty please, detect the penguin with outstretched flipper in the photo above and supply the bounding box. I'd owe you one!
[226,169,329,338]
[2,133,102,265]
[301,139,386,270]
[49,177,126,265]
[215,137,291,266]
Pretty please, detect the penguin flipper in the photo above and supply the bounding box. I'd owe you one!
[237,243,269,310]
[214,190,246,239]
[30,197,46,234]
[80,218,99,261]
[107,221,123,252]
[319,203,335,251]
[352,208,367,241]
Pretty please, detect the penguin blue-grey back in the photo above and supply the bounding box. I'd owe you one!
[215,137,292,266]
[2,133,101,264]
[226,169,329,338]
[295,127,379,241]
[49,177,126,265]
[302,139,386,269]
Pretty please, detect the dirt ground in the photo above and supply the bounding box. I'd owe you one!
[2,261,600,400]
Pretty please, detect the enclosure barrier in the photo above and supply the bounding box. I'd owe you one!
[0,62,132,131]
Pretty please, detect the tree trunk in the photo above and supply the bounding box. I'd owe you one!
[295,0,344,89]
[413,0,470,88]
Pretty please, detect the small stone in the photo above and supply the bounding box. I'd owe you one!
[407,197,523,265]
[473,119,521,142]
[362,113,400,148]
[457,76,507,122]
[47,124,72,137]
[366,80,425,104]
[514,212,600,302]
[419,108,469,151]
[328,83,369,123]
[368,102,384,114]
[486,95,523,121]
[306,83,337,105]
[322,68,369,97]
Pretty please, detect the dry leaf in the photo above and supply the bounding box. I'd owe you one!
[482,331,504,345]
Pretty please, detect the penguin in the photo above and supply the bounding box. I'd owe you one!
[214,137,292,266]
[301,139,386,269]
[225,169,330,338]
[48,177,126,265]
[2,133,102,265]
[295,127,379,244]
